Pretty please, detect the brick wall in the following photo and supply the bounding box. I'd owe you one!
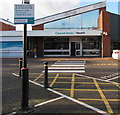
[0,22,16,31]
[98,10,111,57]
[32,24,44,30]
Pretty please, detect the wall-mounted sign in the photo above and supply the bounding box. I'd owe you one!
[28,30,102,37]
[14,4,34,24]
[55,31,86,35]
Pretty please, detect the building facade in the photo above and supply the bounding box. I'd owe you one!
[0,1,120,58]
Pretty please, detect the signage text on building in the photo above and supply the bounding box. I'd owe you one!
[55,31,86,35]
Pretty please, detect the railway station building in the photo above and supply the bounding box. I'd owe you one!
[0,1,120,58]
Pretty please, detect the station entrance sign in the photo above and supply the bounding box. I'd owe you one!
[14,4,34,24]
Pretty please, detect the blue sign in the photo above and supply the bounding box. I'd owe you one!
[14,4,34,24]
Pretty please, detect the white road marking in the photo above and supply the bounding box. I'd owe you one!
[105,76,120,81]
[47,70,85,73]
[12,73,19,77]
[52,65,85,66]
[75,74,120,85]
[34,96,64,108]
[29,80,108,115]
[48,67,85,69]
[47,61,85,73]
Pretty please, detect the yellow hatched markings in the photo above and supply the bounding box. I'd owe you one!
[94,63,118,66]
[61,82,112,84]
[34,74,43,82]
[93,79,113,114]
[54,88,119,92]
[78,98,120,102]
[49,74,59,87]
[36,76,89,79]
[29,73,41,75]
[116,84,120,89]
[38,77,72,79]
[107,99,120,101]
[70,73,75,98]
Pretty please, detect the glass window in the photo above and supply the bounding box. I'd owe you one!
[44,38,69,49]
[82,37,101,49]
[44,10,99,30]
[76,42,80,49]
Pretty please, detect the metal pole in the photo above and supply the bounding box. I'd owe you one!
[23,24,27,68]
[44,62,48,88]
[19,58,23,77]
[21,68,29,111]
[21,0,30,111]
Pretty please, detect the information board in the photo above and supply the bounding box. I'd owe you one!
[14,4,34,24]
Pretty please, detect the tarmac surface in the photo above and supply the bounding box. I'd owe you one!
[1,57,120,115]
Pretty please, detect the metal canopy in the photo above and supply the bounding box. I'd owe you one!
[33,1,106,26]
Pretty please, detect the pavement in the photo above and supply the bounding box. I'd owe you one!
[1,57,120,115]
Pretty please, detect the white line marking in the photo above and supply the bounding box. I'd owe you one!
[29,80,108,115]
[75,74,120,85]
[46,70,85,73]
[56,62,84,65]
[52,65,85,66]
[48,67,85,69]
[105,76,120,81]
[12,73,19,77]
[54,60,60,64]
[34,96,64,108]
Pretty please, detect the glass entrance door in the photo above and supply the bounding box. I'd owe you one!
[71,42,82,56]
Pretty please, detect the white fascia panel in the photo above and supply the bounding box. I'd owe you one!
[28,30,102,37]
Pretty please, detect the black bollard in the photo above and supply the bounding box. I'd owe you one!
[44,62,48,88]
[19,58,23,77]
[21,68,29,111]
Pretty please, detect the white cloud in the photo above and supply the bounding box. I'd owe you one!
[1,0,119,30]
[30,0,80,19]
[0,0,80,30]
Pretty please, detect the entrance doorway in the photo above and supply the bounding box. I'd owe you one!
[71,42,82,56]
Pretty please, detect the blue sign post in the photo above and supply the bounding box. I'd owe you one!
[14,1,34,112]
[14,4,34,24]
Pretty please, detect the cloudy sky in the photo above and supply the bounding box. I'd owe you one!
[0,0,119,30]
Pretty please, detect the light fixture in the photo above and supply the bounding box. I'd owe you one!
[103,32,108,36]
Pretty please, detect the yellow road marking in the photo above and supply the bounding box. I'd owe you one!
[70,73,75,97]
[107,99,120,101]
[38,77,72,79]
[78,98,120,101]
[116,84,120,89]
[37,81,116,86]
[54,88,97,91]
[54,77,71,79]
[93,79,113,114]
[49,74,59,87]
[84,60,86,64]
[47,82,112,84]
[75,77,90,79]
[29,73,41,74]
[78,98,103,101]
[34,74,43,82]
[94,64,117,66]
[54,88,119,92]
[37,76,89,79]
[55,82,94,84]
